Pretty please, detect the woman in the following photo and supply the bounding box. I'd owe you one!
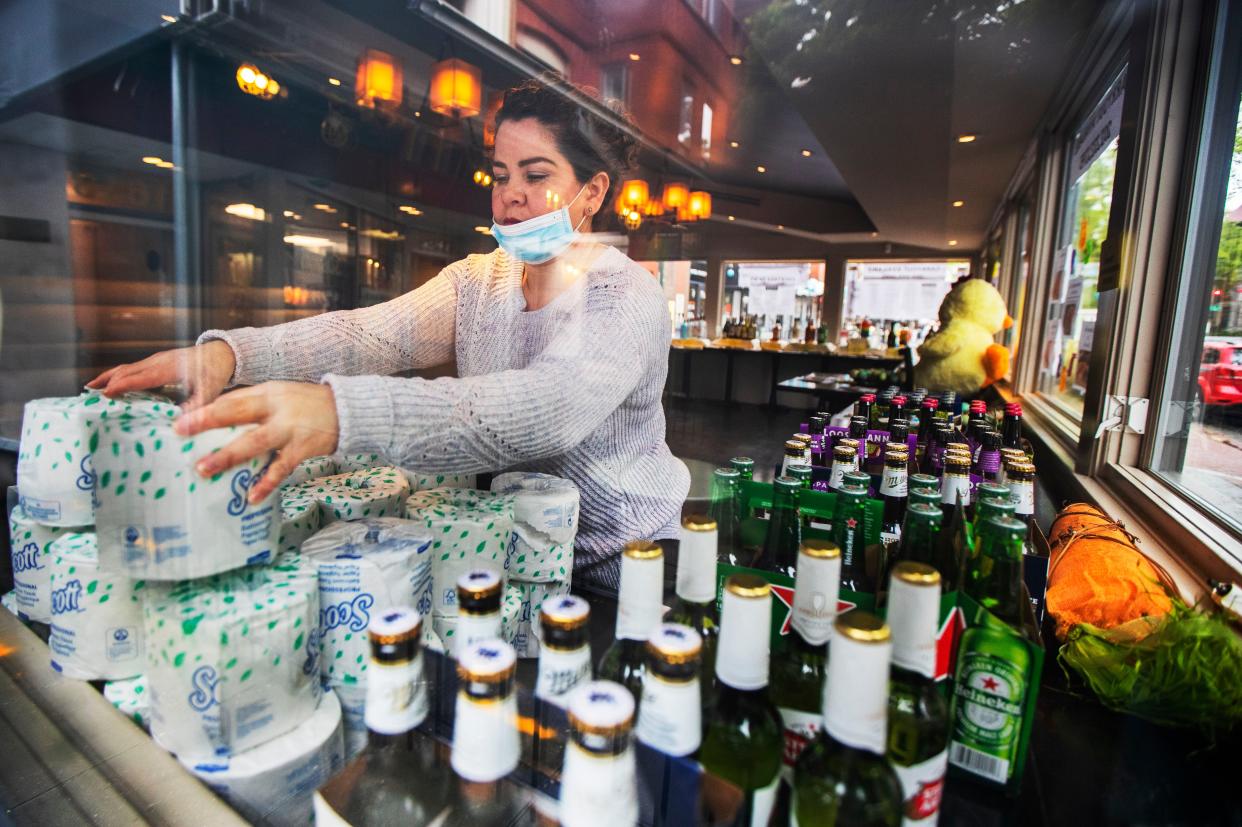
[89,79,690,591]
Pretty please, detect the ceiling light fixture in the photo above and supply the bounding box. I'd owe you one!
[283,234,334,248]
[629,53,641,61]
[948,240,959,246]
[756,165,766,173]
[800,149,812,157]
[155,161,175,169]
[313,203,337,213]
[957,134,977,143]
[729,140,739,148]
[729,55,743,66]
[728,215,735,221]
[142,156,163,165]
[328,77,341,87]
[952,200,965,207]
[224,203,266,221]
[399,205,422,215]
[160,14,176,23]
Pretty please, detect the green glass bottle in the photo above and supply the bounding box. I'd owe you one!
[964,516,1026,628]
[792,611,903,827]
[949,622,1033,790]
[885,503,944,589]
[909,474,939,494]
[887,563,950,827]
[772,540,840,782]
[700,575,784,826]
[730,456,755,483]
[668,515,720,688]
[909,488,941,510]
[597,540,664,708]
[760,476,802,579]
[789,464,814,490]
[833,484,871,594]
[972,496,1016,539]
[709,467,745,566]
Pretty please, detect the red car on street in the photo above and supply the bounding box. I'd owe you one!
[1198,337,1242,414]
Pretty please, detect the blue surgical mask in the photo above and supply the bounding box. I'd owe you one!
[490,184,589,264]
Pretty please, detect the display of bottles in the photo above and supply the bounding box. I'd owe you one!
[879,448,910,547]
[636,624,703,757]
[829,444,858,491]
[1006,461,1037,533]
[772,540,840,781]
[833,483,872,594]
[668,515,721,683]
[760,476,803,578]
[885,503,944,588]
[709,467,744,566]
[1001,402,1024,450]
[535,595,592,706]
[453,569,503,655]
[559,681,639,827]
[700,575,784,825]
[887,564,950,827]
[965,516,1027,628]
[973,496,1016,538]
[598,540,664,706]
[440,640,531,826]
[791,317,803,341]
[791,611,903,827]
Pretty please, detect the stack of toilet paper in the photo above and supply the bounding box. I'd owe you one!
[489,472,580,656]
[433,581,524,654]
[143,552,322,759]
[282,455,337,488]
[279,486,323,555]
[16,394,102,526]
[47,530,145,680]
[401,468,477,493]
[8,503,87,623]
[105,674,151,729]
[333,453,383,474]
[287,467,411,525]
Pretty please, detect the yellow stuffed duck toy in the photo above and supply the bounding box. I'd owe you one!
[915,278,1013,393]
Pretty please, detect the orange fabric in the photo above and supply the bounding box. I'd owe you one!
[1046,503,1174,641]
[981,344,1010,386]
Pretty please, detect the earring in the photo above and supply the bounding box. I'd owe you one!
[585,207,593,215]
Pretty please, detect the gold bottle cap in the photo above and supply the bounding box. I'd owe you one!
[946,442,970,453]
[622,539,663,560]
[456,569,502,601]
[892,561,941,586]
[785,440,805,454]
[724,573,771,599]
[834,609,891,643]
[837,438,860,450]
[792,433,812,444]
[944,454,971,471]
[833,444,856,459]
[800,538,841,559]
[646,623,702,664]
[681,514,718,532]
[540,595,590,631]
[1006,460,1036,477]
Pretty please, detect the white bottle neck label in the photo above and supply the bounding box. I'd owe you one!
[454,612,501,655]
[1012,480,1035,517]
[559,741,639,827]
[677,529,717,604]
[615,557,663,642]
[823,636,890,754]
[829,461,852,490]
[893,749,947,827]
[636,674,701,756]
[364,653,428,736]
[534,645,591,706]
[881,467,908,497]
[451,692,520,783]
[941,475,971,507]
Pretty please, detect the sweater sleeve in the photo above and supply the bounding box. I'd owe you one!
[198,260,463,385]
[322,278,663,474]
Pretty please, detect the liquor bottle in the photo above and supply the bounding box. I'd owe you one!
[771,540,840,780]
[829,444,857,492]
[560,681,639,827]
[939,455,972,525]
[884,503,944,588]
[791,316,803,341]
[833,483,872,594]
[636,624,703,757]
[781,439,809,478]
[668,515,721,682]
[535,595,592,706]
[322,608,452,826]
[887,564,950,827]
[700,575,784,825]
[730,456,755,482]
[806,319,818,345]
[760,476,802,578]
[438,640,532,826]
[452,569,503,656]
[598,540,664,706]
[879,449,909,548]
[710,467,744,566]
[1001,403,1024,450]
[791,611,903,827]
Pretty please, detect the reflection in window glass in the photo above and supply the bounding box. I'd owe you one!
[842,260,969,352]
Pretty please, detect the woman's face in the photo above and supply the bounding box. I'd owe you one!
[491,117,608,231]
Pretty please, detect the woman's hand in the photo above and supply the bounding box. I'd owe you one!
[175,381,340,504]
[87,341,237,410]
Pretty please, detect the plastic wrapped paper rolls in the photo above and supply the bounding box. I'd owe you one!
[490,472,580,546]
[47,531,145,680]
[16,394,100,526]
[501,583,523,643]
[401,469,477,493]
[144,553,322,759]
[333,453,383,474]
[301,518,433,687]
[289,467,411,525]
[181,689,344,827]
[512,579,573,659]
[105,675,151,729]
[93,405,280,580]
[282,455,337,488]
[403,488,516,618]
[279,487,323,555]
[9,504,85,622]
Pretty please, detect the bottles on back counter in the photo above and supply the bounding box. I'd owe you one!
[700,575,784,826]
[887,564,950,827]
[709,467,744,566]
[454,569,503,655]
[761,477,803,579]
[833,484,872,594]
[669,515,721,680]
[559,681,639,827]
[598,541,664,706]
[791,611,903,827]
[879,447,910,547]
[636,624,703,758]
[965,516,1028,629]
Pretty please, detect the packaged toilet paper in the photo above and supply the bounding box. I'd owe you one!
[47,531,145,680]
[144,553,322,759]
[181,689,344,827]
[279,487,323,554]
[93,406,279,580]
[16,394,100,526]
[282,455,338,488]
[509,579,573,658]
[432,583,524,654]
[289,467,411,524]
[403,488,516,619]
[105,675,151,729]
[9,503,86,622]
[490,472,580,546]
[333,453,383,474]
[401,469,477,493]
[301,518,433,687]
[2,591,18,617]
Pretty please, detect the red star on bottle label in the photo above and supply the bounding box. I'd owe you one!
[981,675,1000,691]
[845,517,858,529]
[770,584,857,635]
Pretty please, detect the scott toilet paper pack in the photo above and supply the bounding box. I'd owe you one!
[490,472,579,582]
[144,553,322,759]
[93,404,279,580]
[402,469,477,493]
[9,504,86,622]
[182,689,344,827]
[282,455,337,488]
[16,394,100,526]
[279,487,323,554]
[47,531,145,680]
[288,467,410,525]
[105,675,151,729]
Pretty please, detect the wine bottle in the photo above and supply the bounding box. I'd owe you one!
[636,623,703,757]
[668,514,721,684]
[453,568,503,656]
[791,611,903,827]
[559,681,639,827]
[598,540,664,707]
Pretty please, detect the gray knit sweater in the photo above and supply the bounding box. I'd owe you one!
[201,246,690,588]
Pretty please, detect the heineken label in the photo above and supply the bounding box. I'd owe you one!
[949,651,1025,783]
[894,750,946,826]
[777,707,822,781]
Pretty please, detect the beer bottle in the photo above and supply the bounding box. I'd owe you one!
[771,540,840,780]
[559,681,639,827]
[999,449,1027,485]
[700,575,784,825]
[889,418,911,452]
[808,414,828,437]
[760,477,802,579]
[939,455,972,525]
[833,484,872,594]
[879,449,909,548]
[790,464,814,490]
[974,430,1003,482]
[791,611,903,827]
[709,467,744,566]
[453,569,503,656]
[598,541,664,707]
[843,469,874,499]
[949,622,1032,788]
[855,393,876,426]
[915,398,940,461]
[730,456,755,483]
[973,496,1016,539]
[887,564,950,827]
[668,515,720,682]
[535,595,592,707]
[885,503,943,587]
[781,439,809,479]
[829,444,858,491]
[636,624,703,757]
[1001,402,1024,450]
[909,474,939,495]
[1006,461,1037,535]
[890,395,909,424]
[964,517,1027,627]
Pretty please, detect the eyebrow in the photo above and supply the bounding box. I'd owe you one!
[492,156,558,169]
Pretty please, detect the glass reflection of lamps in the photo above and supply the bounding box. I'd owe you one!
[642,198,665,217]
[661,182,689,213]
[619,179,649,212]
[237,63,279,99]
[429,58,482,118]
[624,209,642,231]
[355,49,403,109]
[687,190,712,221]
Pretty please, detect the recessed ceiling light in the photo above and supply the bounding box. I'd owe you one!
[328,77,341,87]
[729,140,739,149]
[948,240,959,246]
[729,55,743,66]
[957,134,977,143]
[155,160,175,169]
[340,221,350,228]
[142,156,163,165]
[160,14,177,23]
[728,215,735,221]
[952,200,965,207]
[414,111,421,118]
[629,53,641,61]
[800,149,812,157]
[756,165,766,173]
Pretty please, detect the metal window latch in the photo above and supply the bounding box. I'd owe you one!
[1094,396,1149,438]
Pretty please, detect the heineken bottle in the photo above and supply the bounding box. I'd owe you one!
[909,474,939,495]
[598,540,664,707]
[830,444,859,491]
[879,448,910,548]
[453,569,503,656]
[949,620,1032,788]
[884,503,944,590]
[668,514,721,683]
[760,476,802,579]
[843,469,873,499]
[833,483,871,594]
[771,540,840,780]
[700,575,784,826]
[909,488,941,510]
[964,516,1027,628]
[636,624,703,757]
[887,564,950,827]
[731,456,755,482]
[791,611,903,827]
[973,496,1016,540]
[709,467,744,566]
[790,464,814,490]
[560,681,639,827]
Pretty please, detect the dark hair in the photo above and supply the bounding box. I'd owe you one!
[493,77,639,216]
